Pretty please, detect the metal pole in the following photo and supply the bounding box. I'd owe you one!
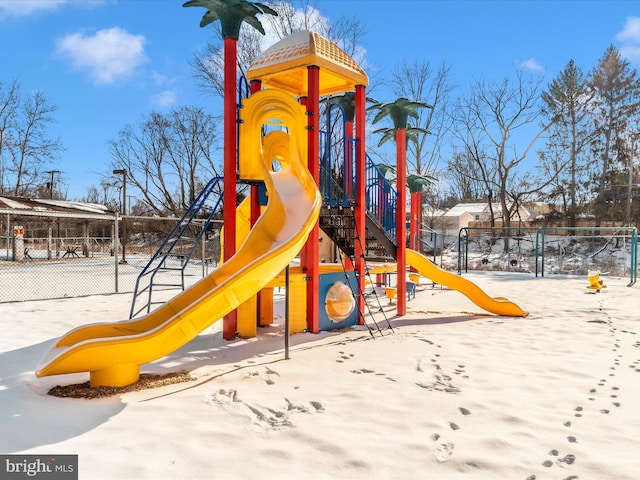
[121,174,127,263]
[113,169,127,264]
[114,212,119,293]
[45,170,61,199]
[5,213,9,261]
[202,232,206,278]
[627,135,635,226]
[285,265,290,360]
[48,224,52,260]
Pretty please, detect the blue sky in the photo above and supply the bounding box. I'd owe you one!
[1,0,639,201]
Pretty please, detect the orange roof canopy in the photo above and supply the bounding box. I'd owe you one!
[247,30,369,97]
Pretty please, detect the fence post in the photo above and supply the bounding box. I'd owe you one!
[114,212,119,293]
[457,228,468,274]
[47,224,53,260]
[4,213,9,260]
[631,228,638,286]
[12,225,25,261]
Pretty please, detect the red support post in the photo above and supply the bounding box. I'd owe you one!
[222,37,238,340]
[305,66,321,333]
[355,85,367,324]
[396,128,407,316]
[410,192,419,250]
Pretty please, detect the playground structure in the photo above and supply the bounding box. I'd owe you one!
[37,31,525,387]
[586,270,607,292]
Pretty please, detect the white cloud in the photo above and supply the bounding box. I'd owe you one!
[616,16,640,42]
[55,27,148,85]
[0,0,67,17]
[0,0,105,18]
[257,5,330,53]
[620,45,640,62]
[616,16,640,62]
[151,71,176,88]
[152,90,177,107]
[520,58,544,71]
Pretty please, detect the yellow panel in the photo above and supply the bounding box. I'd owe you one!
[287,276,308,334]
[259,288,274,326]
[237,295,258,338]
[35,89,322,387]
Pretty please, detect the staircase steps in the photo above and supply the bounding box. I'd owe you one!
[129,176,224,318]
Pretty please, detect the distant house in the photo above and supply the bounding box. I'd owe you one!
[430,202,532,232]
[1,196,115,261]
[0,196,113,217]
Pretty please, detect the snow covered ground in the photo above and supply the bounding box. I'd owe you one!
[1,269,639,479]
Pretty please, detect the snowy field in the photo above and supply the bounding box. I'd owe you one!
[1,270,639,479]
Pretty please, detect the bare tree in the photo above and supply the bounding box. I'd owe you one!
[0,80,20,193]
[190,1,367,99]
[82,178,120,210]
[452,70,556,239]
[264,1,327,38]
[107,106,220,216]
[446,150,489,202]
[0,82,63,197]
[389,60,455,177]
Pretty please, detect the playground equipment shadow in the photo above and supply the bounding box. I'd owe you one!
[0,339,125,453]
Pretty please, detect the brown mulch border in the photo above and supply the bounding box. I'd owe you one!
[47,372,196,399]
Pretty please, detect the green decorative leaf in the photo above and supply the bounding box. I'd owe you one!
[376,163,396,178]
[184,0,277,39]
[254,2,278,16]
[372,127,396,147]
[407,173,437,193]
[368,97,432,130]
[200,10,220,27]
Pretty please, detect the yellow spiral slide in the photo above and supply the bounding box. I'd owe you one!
[36,90,321,387]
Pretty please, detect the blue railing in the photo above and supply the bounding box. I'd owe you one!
[319,104,398,243]
[320,103,356,206]
[129,176,224,318]
[365,154,397,242]
[320,103,398,242]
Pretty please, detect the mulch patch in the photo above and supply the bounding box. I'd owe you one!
[47,372,195,399]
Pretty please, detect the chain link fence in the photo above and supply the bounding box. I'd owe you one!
[456,227,638,283]
[3,211,637,305]
[0,211,222,303]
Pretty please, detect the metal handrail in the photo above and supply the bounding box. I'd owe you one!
[129,176,224,318]
[458,226,637,285]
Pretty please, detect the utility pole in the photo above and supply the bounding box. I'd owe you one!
[45,170,61,199]
[113,169,127,264]
[627,134,638,226]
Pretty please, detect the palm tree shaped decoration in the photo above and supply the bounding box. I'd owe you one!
[369,98,431,316]
[376,162,436,252]
[323,92,376,199]
[406,172,436,250]
[184,0,277,340]
[323,93,356,199]
[375,125,436,253]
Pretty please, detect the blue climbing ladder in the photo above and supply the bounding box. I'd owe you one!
[129,176,224,318]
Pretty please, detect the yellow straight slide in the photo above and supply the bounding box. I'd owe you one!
[36,89,321,387]
[406,249,527,317]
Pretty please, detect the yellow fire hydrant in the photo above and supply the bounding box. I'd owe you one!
[586,270,606,292]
